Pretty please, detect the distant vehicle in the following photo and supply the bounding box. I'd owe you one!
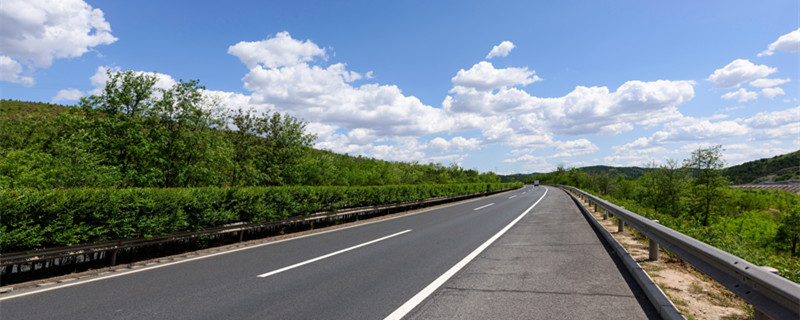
[534,180,539,187]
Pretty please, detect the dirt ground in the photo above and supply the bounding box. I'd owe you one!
[572,193,752,320]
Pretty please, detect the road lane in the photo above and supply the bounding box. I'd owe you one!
[404,187,658,319]
[1,186,546,319]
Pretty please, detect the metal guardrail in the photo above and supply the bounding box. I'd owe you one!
[0,187,517,269]
[557,185,800,320]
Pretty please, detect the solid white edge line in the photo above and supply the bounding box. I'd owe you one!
[472,203,495,211]
[384,187,548,320]
[257,229,412,278]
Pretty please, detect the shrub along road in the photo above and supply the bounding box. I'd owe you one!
[0,186,656,319]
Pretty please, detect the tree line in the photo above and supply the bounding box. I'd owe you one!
[0,70,499,190]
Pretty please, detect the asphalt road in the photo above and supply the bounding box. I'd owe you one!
[0,186,655,319]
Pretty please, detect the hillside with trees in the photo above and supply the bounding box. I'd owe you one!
[723,150,800,184]
[0,71,500,190]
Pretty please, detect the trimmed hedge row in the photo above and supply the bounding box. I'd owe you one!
[1,183,521,252]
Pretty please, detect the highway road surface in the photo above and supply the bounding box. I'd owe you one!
[0,186,657,319]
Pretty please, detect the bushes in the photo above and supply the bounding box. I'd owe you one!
[0,183,521,252]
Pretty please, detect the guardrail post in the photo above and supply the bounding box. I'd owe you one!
[754,266,780,320]
[602,208,608,220]
[649,220,659,261]
[110,249,118,266]
[618,219,624,233]
[593,202,598,212]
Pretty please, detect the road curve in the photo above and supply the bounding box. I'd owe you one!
[0,186,655,319]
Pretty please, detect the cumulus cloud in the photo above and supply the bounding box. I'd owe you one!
[707,59,777,89]
[445,78,694,137]
[52,88,83,102]
[486,41,515,59]
[609,106,800,165]
[749,78,790,88]
[0,55,34,86]
[229,33,458,139]
[761,87,785,99]
[451,61,541,91]
[744,105,800,129]
[758,28,800,57]
[228,31,326,69]
[428,136,481,153]
[721,88,758,102]
[552,139,599,157]
[0,0,117,84]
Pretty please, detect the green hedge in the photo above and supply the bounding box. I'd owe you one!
[1,183,521,252]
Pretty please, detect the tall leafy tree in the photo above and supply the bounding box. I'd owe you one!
[79,70,161,187]
[149,79,229,187]
[685,145,728,226]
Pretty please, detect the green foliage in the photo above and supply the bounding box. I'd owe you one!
[685,145,728,226]
[0,183,521,252]
[638,160,689,217]
[1,96,499,188]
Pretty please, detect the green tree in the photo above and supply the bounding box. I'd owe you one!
[79,70,161,187]
[257,112,316,185]
[149,79,229,187]
[227,108,265,186]
[775,198,800,257]
[640,159,688,217]
[685,145,728,226]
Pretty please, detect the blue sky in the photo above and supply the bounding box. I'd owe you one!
[2,0,798,174]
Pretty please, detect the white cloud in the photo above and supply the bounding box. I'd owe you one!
[451,61,541,91]
[744,105,800,129]
[428,136,481,153]
[613,116,749,153]
[658,117,749,142]
[0,55,34,86]
[552,139,599,157]
[758,28,800,57]
[608,107,800,164]
[448,79,693,138]
[232,33,459,138]
[227,31,326,69]
[761,87,785,99]
[52,88,83,102]
[721,88,758,102]
[368,138,428,162]
[0,0,116,85]
[503,154,540,163]
[749,78,790,88]
[706,59,777,89]
[486,41,515,59]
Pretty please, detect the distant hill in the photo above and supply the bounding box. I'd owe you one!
[579,165,651,180]
[499,173,534,183]
[0,99,70,118]
[723,150,800,184]
[499,165,650,182]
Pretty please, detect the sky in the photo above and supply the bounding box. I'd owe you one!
[1,0,798,174]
